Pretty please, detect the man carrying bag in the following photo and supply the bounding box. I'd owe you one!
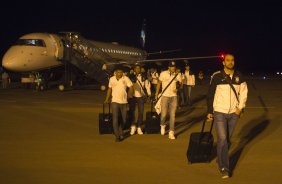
[207,53,248,179]
[155,61,183,140]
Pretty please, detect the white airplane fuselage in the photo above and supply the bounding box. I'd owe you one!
[2,33,147,73]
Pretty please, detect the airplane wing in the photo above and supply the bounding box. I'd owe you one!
[105,56,220,65]
[137,55,220,63]
[147,49,182,56]
[101,55,220,71]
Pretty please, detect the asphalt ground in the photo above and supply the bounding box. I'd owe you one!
[0,78,281,184]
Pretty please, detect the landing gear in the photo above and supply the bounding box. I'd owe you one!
[58,79,74,92]
[35,73,44,91]
[100,85,106,91]
[36,84,45,91]
[34,72,49,91]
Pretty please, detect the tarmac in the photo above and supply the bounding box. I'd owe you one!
[0,77,281,184]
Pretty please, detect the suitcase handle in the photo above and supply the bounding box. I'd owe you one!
[199,119,214,140]
[151,100,153,112]
[200,119,214,133]
[103,103,111,116]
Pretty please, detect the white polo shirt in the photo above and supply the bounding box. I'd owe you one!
[109,75,133,104]
[133,74,151,97]
[151,71,159,85]
[159,70,182,97]
[184,70,195,86]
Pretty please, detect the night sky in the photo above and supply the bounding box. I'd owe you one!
[1,1,282,74]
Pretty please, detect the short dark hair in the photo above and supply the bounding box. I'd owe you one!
[223,53,235,61]
[114,66,124,72]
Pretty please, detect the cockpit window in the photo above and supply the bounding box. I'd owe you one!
[14,39,46,47]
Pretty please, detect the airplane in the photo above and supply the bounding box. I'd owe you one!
[2,29,220,91]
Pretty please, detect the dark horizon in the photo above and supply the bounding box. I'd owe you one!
[1,1,282,73]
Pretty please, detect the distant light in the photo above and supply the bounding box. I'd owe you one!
[251,72,254,75]
[220,54,225,59]
[263,76,266,80]
[280,72,282,75]
[59,85,65,91]
[101,85,106,91]
[102,64,107,70]
[277,72,280,75]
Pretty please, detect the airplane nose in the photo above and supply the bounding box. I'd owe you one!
[2,52,17,71]
[2,48,26,72]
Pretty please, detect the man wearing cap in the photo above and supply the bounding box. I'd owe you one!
[183,63,195,106]
[104,67,134,142]
[155,61,182,140]
[128,64,151,135]
[147,67,159,96]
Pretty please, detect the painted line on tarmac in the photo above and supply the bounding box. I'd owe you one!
[0,100,17,102]
[245,106,275,109]
[193,105,275,109]
[79,102,98,105]
[32,101,58,104]
[31,101,99,105]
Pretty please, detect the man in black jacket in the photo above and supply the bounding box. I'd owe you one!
[207,53,248,179]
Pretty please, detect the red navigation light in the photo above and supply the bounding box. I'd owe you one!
[220,54,225,59]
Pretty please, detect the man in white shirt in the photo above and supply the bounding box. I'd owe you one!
[155,61,182,140]
[128,64,151,135]
[147,68,159,96]
[1,71,10,89]
[104,67,133,142]
[183,63,195,106]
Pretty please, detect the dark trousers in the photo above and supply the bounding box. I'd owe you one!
[128,97,145,127]
[177,88,185,106]
[111,102,127,138]
[151,84,157,97]
[183,85,192,105]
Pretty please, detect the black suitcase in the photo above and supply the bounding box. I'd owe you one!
[145,102,160,134]
[99,104,130,134]
[99,103,113,134]
[186,119,214,164]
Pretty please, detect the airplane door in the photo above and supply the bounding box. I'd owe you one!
[49,34,64,60]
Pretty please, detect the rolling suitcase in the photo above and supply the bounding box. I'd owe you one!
[145,101,160,134]
[99,103,113,134]
[187,119,214,164]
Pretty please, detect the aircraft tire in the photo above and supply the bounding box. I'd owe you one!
[58,85,65,91]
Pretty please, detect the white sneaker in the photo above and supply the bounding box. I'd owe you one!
[160,125,166,135]
[137,127,143,135]
[168,131,176,140]
[130,126,136,135]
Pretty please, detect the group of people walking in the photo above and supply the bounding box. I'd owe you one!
[104,53,248,179]
[104,61,197,140]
